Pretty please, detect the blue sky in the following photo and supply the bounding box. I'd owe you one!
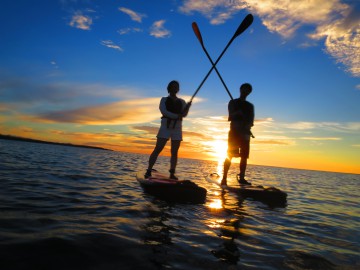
[1,0,359,174]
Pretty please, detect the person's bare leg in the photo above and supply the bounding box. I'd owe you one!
[238,157,251,185]
[239,157,247,180]
[169,140,181,179]
[145,138,168,177]
[221,157,232,185]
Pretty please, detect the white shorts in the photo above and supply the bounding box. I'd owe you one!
[157,118,183,141]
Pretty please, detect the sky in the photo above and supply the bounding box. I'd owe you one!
[0,0,359,174]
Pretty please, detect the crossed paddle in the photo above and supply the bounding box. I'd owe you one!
[189,14,254,102]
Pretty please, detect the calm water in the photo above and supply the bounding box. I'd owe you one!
[0,139,359,270]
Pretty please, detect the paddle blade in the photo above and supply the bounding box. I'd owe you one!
[234,14,253,38]
[192,22,204,46]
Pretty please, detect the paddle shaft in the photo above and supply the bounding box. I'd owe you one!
[190,35,235,102]
[189,14,253,102]
[192,22,233,100]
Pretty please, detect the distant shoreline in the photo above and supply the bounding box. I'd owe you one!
[0,134,112,151]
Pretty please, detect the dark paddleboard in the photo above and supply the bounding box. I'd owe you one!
[205,173,287,205]
[136,170,206,204]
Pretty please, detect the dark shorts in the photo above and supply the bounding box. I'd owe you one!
[227,129,250,158]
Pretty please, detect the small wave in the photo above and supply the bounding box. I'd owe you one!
[0,233,158,270]
[284,250,336,270]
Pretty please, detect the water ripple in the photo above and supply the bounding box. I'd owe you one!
[0,139,359,269]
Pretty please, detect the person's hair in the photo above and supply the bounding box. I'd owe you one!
[240,83,252,94]
[167,80,179,92]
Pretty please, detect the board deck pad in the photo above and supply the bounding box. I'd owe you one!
[205,173,287,206]
[136,170,206,204]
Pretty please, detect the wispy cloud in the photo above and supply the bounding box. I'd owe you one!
[283,121,360,132]
[255,139,294,145]
[0,74,142,107]
[118,27,142,35]
[179,0,360,77]
[69,11,93,30]
[131,126,160,135]
[31,98,161,125]
[50,61,58,69]
[179,0,248,25]
[100,40,123,51]
[150,20,171,38]
[299,137,342,141]
[308,5,360,76]
[119,7,146,23]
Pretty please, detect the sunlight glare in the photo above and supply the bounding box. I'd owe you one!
[212,140,227,175]
[208,199,223,210]
[211,140,228,161]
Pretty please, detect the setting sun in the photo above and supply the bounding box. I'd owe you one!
[211,140,228,161]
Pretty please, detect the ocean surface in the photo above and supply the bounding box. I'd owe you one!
[0,139,359,270]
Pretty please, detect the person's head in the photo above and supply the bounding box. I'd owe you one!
[167,80,180,94]
[240,83,252,97]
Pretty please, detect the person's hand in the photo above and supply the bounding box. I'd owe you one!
[182,101,192,116]
[177,114,183,121]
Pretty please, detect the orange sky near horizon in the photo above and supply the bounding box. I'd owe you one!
[2,114,360,175]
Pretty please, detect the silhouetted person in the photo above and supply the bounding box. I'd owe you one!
[221,83,254,186]
[145,80,191,180]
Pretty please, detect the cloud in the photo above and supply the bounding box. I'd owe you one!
[308,5,360,76]
[255,139,293,145]
[0,74,140,107]
[100,40,124,51]
[254,120,360,138]
[284,121,318,130]
[246,0,348,37]
[179,0,248,25]
[31,98,161,125]
[69,11,93,30]
[248,118,360,146]
[0,103,15,113]
[50,61,57,66]
[179,0,360,76]
[30,95,203,126]
[118,27,142,35]
[283,121,360,132]
[131,126,160,135]
[119,7,146,23]
[246,0,359,76]
[150,20,171,38]
[299,137,342,141]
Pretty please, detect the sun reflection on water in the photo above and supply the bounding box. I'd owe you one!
[207,198,223,210]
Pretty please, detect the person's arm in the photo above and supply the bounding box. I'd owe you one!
[159,97,179,119]
[181,100,192,117]
[250,104,254,127]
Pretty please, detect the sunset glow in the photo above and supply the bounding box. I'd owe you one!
[1,1,359,174]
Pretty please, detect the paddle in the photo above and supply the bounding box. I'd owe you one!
[192,21,233,100]
[189,14,253,102]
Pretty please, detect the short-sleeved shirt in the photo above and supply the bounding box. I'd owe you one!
[227,98,254,158]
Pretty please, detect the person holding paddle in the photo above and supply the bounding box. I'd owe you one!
[145,80,191,180]
[221,83,254,186]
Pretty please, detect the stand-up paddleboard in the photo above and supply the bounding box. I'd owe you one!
[136,170,206,204]
[205,173,287,205]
